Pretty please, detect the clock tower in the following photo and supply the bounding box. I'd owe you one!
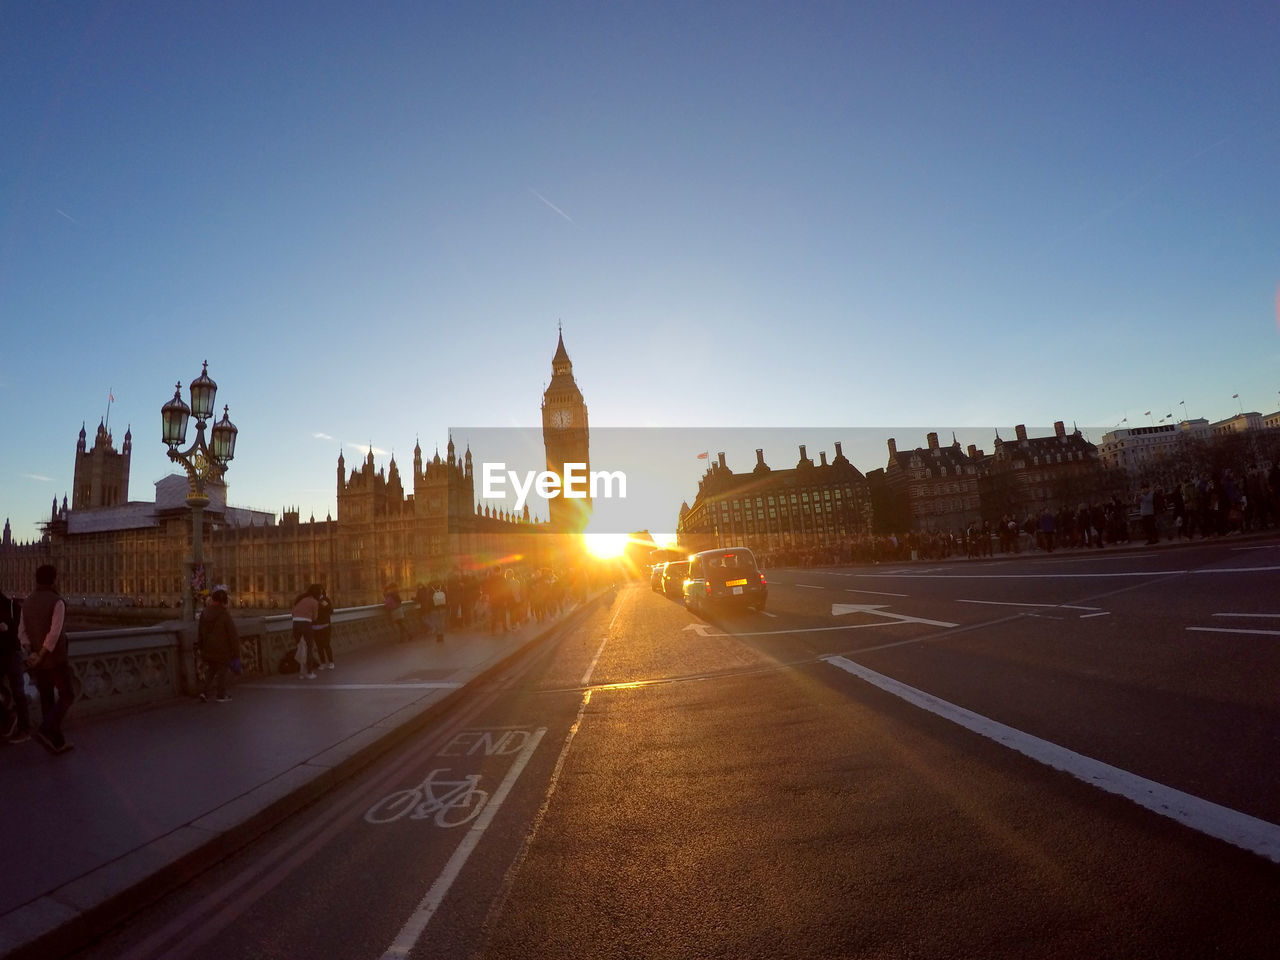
[541,328,591,532]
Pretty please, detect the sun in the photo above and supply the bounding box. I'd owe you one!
[582,532,631,559]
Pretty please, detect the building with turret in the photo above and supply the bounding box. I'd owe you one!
[0,332,581,606]
[677,443,870,553]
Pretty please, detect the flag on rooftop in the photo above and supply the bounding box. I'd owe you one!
[696,451,709,460]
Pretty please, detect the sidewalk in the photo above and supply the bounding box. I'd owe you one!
[0,599,601,960]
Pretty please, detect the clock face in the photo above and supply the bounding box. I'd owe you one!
[550,408,572,428]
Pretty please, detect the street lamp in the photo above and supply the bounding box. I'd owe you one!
[161,361,237,619]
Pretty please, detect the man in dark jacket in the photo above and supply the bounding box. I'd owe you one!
[18,564,74,754]
[1,587,31,742]
[198,588,239,702]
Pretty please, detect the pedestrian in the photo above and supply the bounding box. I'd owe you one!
[198,587,239,702]
[1,587,32,743]
[384,583,408,642]
[429,582,447,642]
[312,588,335,670]
[291,584,323,680]
[18,564,75,754]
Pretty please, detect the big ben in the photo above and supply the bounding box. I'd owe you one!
[541,328,591,532]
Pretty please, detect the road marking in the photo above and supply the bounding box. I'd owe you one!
[253,682,463,691]
[831,603,958,628]
[955,599,1102,611]
[1213,612,1280,618]
[761,611,779,618]
[1187,627,1280,637]
[796,584,824,589]
[1232,545,1279,551]
[1079,612,1111,619]
[824,656,1280,865]
[845,588,909,597]
[683,623,721,637]
[582,636,610,686]
[847,565,1280,580]
[381,727,547,959]
[480,688,596,941]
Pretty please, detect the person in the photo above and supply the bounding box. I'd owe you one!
[18,564,75,754]
[312,588,335,670]
[198,587,239,702]
[384,583,408,642]
[1139,484,1158,545]
[291,584,323,680]
[1,588,31,742]
[429,582,447,643]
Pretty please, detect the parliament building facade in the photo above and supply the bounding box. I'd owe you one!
[0,333,591,607]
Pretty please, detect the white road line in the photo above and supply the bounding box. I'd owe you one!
[824,656,1280,864]
[1186,627,1280,637]
[381,727,547,959]
[581,637,610,687]
[845,588,909,597]
[1233,545,1280,551]
[253,682,463,691]
[1079,612,1111,619]
[955,600,1102,611]
[1212,612,1280,618]
[761,611,779,618]
[796,584,824,589]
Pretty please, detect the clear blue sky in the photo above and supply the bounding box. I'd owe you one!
[3,1,1278,541]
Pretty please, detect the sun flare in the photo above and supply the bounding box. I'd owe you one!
[582,532,631,559]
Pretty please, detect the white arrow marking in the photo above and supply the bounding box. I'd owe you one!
[831,603,957,628]
[682,623,721,637]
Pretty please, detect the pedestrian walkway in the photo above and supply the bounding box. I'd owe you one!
[0,600,601,960]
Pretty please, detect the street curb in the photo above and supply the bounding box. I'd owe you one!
[0,594,608,960]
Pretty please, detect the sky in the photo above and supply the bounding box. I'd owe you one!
[2,1,1278,542]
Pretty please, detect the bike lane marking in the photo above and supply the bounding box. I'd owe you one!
[824,655,1280,864]
[380,726,547,960]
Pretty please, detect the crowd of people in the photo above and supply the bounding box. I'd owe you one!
[756,465,1280,568]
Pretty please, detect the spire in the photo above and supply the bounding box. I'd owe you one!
[551,326,572,375]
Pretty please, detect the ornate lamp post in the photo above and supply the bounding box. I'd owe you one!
[161,361,238,620]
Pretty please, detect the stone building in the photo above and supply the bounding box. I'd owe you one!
[980,422,1108,522]
[677,443,870,552]
[882,432,981,533]
[0,334,580,606]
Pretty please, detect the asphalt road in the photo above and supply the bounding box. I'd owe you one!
[74,539,1280,959]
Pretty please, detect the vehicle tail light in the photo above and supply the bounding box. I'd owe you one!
[759,573,767,586]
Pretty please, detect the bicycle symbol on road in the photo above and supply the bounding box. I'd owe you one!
[364,768,491,828]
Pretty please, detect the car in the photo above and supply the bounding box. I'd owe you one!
[661,560,689,599]
[650,563,667,591]
[683,547,767,612]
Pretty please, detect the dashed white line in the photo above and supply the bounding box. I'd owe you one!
[1212,612,1280,619]
[845,588,909,597]
[1187,627,1280,637]
[824,655,1280,864]
[380,727,547,958]
[955,599,1101,611]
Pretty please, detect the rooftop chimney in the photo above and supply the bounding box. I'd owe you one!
[834,441,844,459]
[1054,421,1066,438]
[888,438,898,458]
[798,444,808,461]
[927,432,939,451]
[967,444,978,459]
[1015,424,1028,441]
[819,451,828,466]
[717,452,727,470]
[756,448,765,465]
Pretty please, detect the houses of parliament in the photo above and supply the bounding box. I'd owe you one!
[0,333,592,606]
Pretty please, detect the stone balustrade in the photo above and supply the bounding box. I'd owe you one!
[12,603,413,723]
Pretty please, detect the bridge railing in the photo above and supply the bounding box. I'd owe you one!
[14,603,414,722]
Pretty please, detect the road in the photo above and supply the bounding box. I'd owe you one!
[75,539,1280,959]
